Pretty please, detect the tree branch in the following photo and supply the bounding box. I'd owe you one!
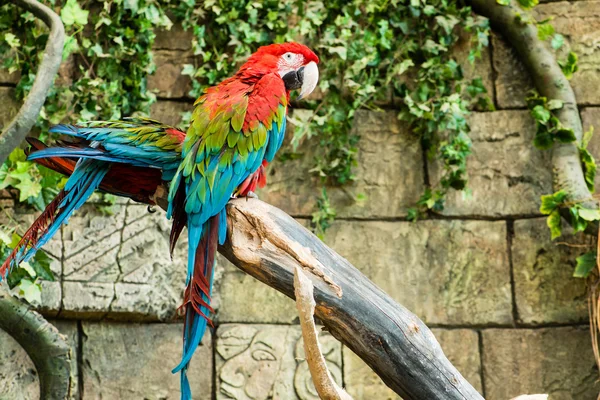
[0,0,65,165]
[468,0,598,222]
[211,198,482,400]
[0,287,73,399]
[294,266,353,400]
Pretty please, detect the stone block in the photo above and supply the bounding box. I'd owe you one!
[343,328,483,399]
[429,111,552,217]
[62,204,127,282]
[60,204,189,320]
[216,324,342,400]
[214,270,297,324]
[0,87,19,129]
[324,220,512,325]
[148,50,194,99]
[494,2,600,108]
[0,327,39,400]
[258,109,425,218]
[512,218,589,325]
[153,23,194,51]
[62,281,114,318]
[82,322,212,399]
[482,327,598,399]
[0,60,20,84]
[150,100,193,128]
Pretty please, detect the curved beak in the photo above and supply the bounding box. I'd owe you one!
[282,61,319,100]
[297,61,318,100]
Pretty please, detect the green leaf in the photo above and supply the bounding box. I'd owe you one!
[496,0,510,5]
[540,190,568,214]
[574,251,597,278]
[551,34,565,50]
[537,23,554,41]
[554,127,576,143]
[579,146,596,192]
[547,209,562,240]
[546,99,563,110]
[17,279,42,304]
[569,207,588,233]
[31,250,54,281]
[9,148,26,163]
[533,131,553,150]
[578,208,600,221]
[62,35,79,61]
[517,0,538,9]
[60,0,89,26]
[559,52,579,80]
[531,105,550,123]
[4,33,20,48]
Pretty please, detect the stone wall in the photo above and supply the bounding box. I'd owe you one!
[2,2,600,399]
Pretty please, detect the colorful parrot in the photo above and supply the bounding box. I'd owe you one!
[166,42,319,399]
[1,41,318,400]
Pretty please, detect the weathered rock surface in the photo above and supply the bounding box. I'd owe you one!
[258,109,425,218]
[343,328,483,399]
[215,324,342,400]
[0,328,39,400]
[61,204,187,320]
[214,270,297,324]
[493,2,600,108]
[482,327,598,400]
[0,320,79,400]
[148,50,194,99]
[0,87,19,129]
[324,219,512,325]
[429,111,552,217]
[512,219,589,325]
[150,100,193,128]
[82,322,212,399]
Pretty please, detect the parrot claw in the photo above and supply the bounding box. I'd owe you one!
[147,205,157,214]
[230,193,238,199]
[246,191,259,199]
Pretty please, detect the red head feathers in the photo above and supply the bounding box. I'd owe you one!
[240,42,319,99]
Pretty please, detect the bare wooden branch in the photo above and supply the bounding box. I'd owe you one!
[294,266,353,400]
[468,0,598,225]
[0,0,65,165]
[0,287,72,399]
[209,197,483,400]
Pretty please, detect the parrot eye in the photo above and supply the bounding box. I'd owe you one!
[283,52,294,61]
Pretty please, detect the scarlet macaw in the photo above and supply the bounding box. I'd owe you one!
[167,42,319,398]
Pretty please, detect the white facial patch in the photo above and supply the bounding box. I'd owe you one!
[278,52,304,77]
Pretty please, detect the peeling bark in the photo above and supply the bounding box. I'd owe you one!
[0,0,65,165]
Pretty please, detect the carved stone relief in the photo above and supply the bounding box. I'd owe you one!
[216,324,342,400]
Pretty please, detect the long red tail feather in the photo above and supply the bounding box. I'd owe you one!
[0,190,67,279]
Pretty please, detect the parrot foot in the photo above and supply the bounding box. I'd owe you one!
[246,191,259,199]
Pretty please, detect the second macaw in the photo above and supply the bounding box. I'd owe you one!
[167,42,319,398]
